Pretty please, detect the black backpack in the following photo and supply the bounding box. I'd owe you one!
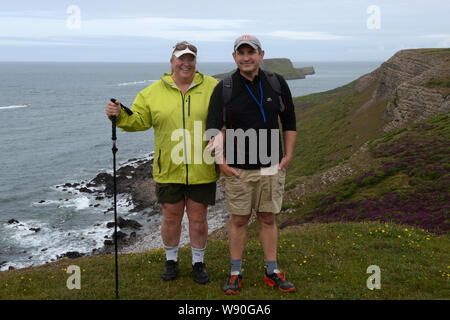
[221,69,286,125]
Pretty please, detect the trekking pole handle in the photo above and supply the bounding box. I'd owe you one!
[110,99,118,151]
[110,98,133,116]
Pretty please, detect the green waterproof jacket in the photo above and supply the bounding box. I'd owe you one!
[115,70,220,185]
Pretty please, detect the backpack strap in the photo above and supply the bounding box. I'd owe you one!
[262,70,286,113]
[221,70,287,125]
[222,75,233,125]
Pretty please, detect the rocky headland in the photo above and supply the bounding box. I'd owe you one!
[213,58,315,80]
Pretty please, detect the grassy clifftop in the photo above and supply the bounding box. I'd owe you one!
[0,221,448,299]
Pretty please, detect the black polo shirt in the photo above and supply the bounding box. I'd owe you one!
[206,68,296,169]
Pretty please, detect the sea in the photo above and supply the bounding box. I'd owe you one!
[0,61,381,271]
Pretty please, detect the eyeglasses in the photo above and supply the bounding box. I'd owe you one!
[173,42,197,53]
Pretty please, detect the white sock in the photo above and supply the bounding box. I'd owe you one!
[191,246,206,265]
[164,245,179,262]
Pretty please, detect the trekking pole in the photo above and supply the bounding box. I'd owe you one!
[109,98,133,299]
[110,98,120,300]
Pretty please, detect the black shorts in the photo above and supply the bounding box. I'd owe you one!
[155,182,217,206]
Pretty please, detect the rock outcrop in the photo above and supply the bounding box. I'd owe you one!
[355,48,450,132]
[88,157,159,213]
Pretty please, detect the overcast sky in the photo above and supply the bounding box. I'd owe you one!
[0,0,449,62]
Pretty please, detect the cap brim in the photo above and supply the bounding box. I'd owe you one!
[173,48,197,58]
[234,40,259,51]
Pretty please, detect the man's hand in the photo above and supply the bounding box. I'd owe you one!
[106,100,121,117]
[280,130,296,170]
[219,163,241,178]
[278,154,292,171]
[206,130,225,157]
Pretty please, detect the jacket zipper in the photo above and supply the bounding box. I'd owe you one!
[180,92,189,185]
[157,149,161,174]
[177,84,200,185]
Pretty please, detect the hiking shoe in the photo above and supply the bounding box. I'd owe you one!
[192,262,210,284]
[222,274,242,295]
[264,270,296,292]
[162,260,179,281]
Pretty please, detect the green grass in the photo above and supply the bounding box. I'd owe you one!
[1,222,448,300]
[281,112,449,235]
[288,80,388,181]
[424,79,450,89]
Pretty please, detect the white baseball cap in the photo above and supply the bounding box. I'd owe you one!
[172,41,197,58]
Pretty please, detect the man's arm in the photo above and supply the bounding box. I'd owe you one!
[205,81,240,178]
[276,73,297,170]
[279,130,296,170]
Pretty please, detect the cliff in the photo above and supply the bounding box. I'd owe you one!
[213,58,315,80]
[354,48,450,132]
[284,48,449,228]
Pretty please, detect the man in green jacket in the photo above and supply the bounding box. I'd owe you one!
[105,41,219,284]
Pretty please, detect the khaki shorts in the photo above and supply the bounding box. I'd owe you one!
[224,167,286,216]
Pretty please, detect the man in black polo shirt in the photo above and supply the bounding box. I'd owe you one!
[206,35,297,294]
